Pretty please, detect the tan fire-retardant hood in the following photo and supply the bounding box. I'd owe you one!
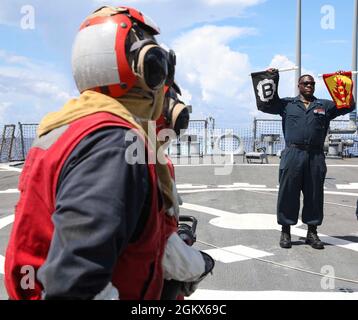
[37,89,175,212]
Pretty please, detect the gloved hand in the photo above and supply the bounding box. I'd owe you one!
[178,251,215,297]
[161,251,215,299]
[173,251,215,297]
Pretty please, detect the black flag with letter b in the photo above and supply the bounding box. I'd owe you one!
[251,70,280,111]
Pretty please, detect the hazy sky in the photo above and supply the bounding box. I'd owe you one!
[0,0,356,127]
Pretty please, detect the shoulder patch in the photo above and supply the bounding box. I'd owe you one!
[32,125,69,150]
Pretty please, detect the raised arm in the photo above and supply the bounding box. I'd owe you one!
[259,98,287,116]
[256,68,287,116]
[326,97,356,120]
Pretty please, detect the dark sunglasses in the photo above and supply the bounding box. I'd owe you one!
[299,81,316,86]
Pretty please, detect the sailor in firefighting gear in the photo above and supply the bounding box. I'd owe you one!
[5,6,178,300]
[156,82,190,137]
[262,70,355,250]
[157,84,215,299]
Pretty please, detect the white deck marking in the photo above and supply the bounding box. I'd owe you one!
[176,184,208,189]
[0,214,14,229]
[218,183,266,188]
[0,215,15,275]
[0,165,22,172]
[210,214,303,230]
[325,191,358,197]
[202,245,273,263]
[277,185,328,189]
[180,187,279,194]
[0,255,4,275]
[0,189,19,194]
[181,202,236,218]
[182,203,303,230]
[182,203,358,253]
[187,289,358,300]
[336,183,358,190]
[179,186,358,198]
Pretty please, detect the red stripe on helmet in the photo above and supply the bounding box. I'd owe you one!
[113,14,136,97]
[78,13,137,97]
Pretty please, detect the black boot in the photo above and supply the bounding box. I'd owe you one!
[279,225,291,249]
[306,225,324,249]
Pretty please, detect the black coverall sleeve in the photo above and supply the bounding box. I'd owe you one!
[259,98,290,116]
[326,98,356,120]
[37,127,149,300]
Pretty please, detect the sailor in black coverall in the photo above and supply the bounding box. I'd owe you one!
[261,70,355,249]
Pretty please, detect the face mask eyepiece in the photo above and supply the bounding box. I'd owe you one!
[132,38,176,91]
[143,47,169,90]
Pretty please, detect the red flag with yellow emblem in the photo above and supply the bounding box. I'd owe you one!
[323,71,354,109]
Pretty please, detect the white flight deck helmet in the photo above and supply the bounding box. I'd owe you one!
[72,6,176,98]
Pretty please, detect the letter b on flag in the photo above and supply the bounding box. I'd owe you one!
[257,79,276,102]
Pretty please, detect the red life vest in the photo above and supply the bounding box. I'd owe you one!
[5,112,167,300]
